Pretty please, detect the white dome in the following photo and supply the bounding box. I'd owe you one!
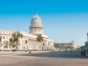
[31,12,42,23]
[29,12,44,35]
[30,12,43,28]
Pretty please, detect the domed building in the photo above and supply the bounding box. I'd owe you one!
[30,12,44,35]
[29,12,48,38]
[0,12,54,51]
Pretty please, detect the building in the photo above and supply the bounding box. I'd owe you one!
[57,40,77,50]
[0,12,54,50]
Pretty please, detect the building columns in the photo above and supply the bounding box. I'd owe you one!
[18,38,22,50]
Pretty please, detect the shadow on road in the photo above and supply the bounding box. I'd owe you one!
[17,50,88,59]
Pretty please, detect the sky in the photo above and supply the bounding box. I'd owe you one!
[0,0,88,46]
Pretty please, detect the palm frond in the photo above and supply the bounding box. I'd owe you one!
[0,36,2,42]
[12,32,17,38]
[36,34,43,42]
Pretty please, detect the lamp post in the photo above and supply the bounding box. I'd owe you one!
[87,33,88,41]
[86,33,88,48]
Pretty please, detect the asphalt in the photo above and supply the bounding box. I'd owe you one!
[0,50,88,66]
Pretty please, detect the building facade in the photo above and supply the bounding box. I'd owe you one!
[0,12,54,50]
[57,40,77,50]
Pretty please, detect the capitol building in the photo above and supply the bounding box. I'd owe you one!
[0,12,54,51]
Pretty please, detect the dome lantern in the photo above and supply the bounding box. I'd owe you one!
[35,12,38,16]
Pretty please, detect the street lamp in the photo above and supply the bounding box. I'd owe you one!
[87,33,88,41]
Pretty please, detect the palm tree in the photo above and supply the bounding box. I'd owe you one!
[9,38,15,49]
[12,32,23,50]
[0,36,2,50]
[36,34,43,50]
[12,32,18,49]
[17,32,23,38]
[16,32,23,50]
[0,36,2,44]
[12,32,17,38]
[0,36,3,50]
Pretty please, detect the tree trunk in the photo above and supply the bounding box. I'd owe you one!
[8,44,9,50]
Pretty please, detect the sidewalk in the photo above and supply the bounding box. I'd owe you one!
[0,51,52,54]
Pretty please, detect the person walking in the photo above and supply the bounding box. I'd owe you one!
[81,47,86,56]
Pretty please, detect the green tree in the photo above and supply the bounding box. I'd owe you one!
[54,43,59,50]
[12,32,18,49]
[0,36,2,44]
[67,46,73,50]
[17,32,23,38]
[36,34,43,50]
[9,38,15,49]
[12,32,23,50]
[0,36,2,50]
[16,32,23,50]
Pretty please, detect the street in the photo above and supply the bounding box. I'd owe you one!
[0,50,88,66]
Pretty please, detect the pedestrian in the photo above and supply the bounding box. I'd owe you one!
[81,47,83,56]
[81,50,83,56]
[81,47,86,56]
[83,49,86,56]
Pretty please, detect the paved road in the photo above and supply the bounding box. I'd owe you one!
[0,50,88,66]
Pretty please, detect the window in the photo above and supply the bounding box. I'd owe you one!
[3,37,5,39]
[6,41,8,44]
[42,43,45,46]
[25,40,27,44]
[3,41,5,44]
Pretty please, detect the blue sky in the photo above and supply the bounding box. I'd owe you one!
[0,0,88,46]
